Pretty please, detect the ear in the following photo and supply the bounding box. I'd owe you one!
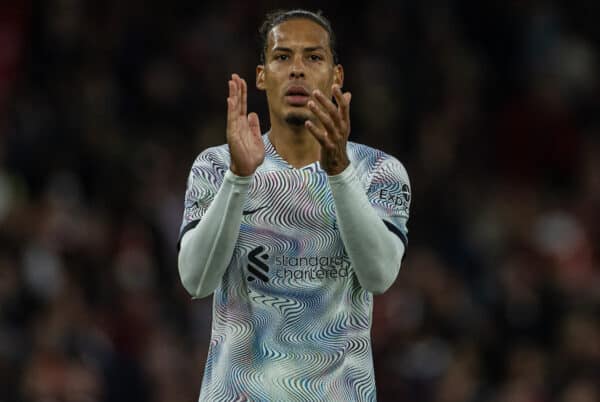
[256,65,265,91]
[333,64,344,87]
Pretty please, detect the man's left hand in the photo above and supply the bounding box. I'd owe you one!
[305,84,352,176]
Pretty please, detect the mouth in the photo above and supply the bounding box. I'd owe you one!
[284,86,310,106]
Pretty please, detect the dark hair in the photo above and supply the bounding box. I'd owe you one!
[259,9,338,65]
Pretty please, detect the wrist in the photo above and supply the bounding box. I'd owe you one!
[325,159,350,176]
[229,163,254,177]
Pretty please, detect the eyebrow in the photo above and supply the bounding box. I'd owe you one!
[272,46,327,53]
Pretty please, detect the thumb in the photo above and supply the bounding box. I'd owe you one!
[248,112,261,137]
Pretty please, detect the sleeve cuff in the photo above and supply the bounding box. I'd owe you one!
[327,164,355,185]
[224,169,254,185]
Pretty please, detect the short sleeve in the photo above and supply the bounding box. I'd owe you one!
[366,155,411,248]
[178,148,228,249]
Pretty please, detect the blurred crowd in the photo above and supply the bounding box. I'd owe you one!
[1,1,599,401]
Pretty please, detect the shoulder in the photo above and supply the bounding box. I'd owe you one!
[191,143,231,170]
[347,141,409,182]
[346,141,384,162]
[186,144,232,187]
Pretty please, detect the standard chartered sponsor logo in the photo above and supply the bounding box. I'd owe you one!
[274,255,350,280]
[247,246,270,282]
[246,247,350,283]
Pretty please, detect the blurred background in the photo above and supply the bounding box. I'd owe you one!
[1,0,599,401]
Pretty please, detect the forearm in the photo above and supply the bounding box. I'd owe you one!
[178,170,251,298]
[328,165,405,294]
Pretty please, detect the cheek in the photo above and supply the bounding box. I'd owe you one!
[316,67,335,86]
[317,76,334,92]
[265,71,287,90]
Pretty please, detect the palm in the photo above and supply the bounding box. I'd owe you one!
[227,74,264,176]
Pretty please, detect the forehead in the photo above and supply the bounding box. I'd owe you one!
[267,18,330,51]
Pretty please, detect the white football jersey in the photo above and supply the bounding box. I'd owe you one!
[180,134,410,401]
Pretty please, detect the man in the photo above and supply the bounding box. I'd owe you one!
[178,9,411,401]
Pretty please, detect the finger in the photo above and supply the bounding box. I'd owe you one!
[308,99,336,136]
[229,81,239,115]
[333,86,351,135]
[333,85,351,123]
[229,78,235,98]
[241,78,248,117]
[331,85,348,133]
[248,112,261,138]
[229,79,238,106]
[343,92,352,134]
[232,73,242,113]
[305,120,333,148]
[332,84,343,108]
[227,80,238,133]
[342,90,352,105]
[313,90,342,131]
[227,97,237,135]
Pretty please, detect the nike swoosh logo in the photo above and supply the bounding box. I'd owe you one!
[242,205,270,216]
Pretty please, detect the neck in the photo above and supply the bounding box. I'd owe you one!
[268,117,321,168]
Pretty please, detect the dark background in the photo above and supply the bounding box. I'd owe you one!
[1,1,599,401]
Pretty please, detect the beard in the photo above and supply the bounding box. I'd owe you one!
[284,112,309,127]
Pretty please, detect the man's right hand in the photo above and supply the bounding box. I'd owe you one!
[227,74,264,177]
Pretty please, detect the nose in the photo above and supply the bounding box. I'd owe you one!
[289,55,305,79]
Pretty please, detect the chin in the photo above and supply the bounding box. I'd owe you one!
[284,113,309,127]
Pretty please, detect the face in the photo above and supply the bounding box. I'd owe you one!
[256,18,343,127]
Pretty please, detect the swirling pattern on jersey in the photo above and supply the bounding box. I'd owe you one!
[180,134,410,402]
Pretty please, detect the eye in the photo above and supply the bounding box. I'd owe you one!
[275,54,289,61]
[309,54,323,61]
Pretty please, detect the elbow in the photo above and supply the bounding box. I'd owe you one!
[362,253,403,295]
[364,274,395,295]
[190,282,215,299]
[178,261,199,297]
[365,236,406,294]
[178,253,213,299]
[189,286,214,300]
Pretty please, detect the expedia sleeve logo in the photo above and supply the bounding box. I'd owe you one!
[378,184,411,207]
[367,156,411,217]
[369,182,411,218]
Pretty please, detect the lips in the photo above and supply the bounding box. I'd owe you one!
[285,86,310,106]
